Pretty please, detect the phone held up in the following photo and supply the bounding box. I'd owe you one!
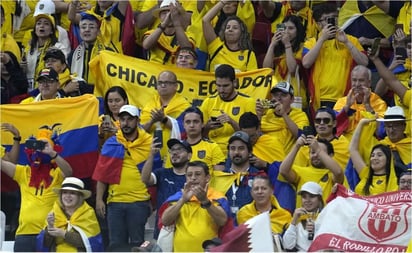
[303,126,315,137]
[276,23,285,32]
[327,17,336,27]
[25,139,46,150]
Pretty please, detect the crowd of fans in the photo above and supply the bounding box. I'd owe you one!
[1,0,411,252]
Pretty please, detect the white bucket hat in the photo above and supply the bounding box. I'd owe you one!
[53,177,91,199]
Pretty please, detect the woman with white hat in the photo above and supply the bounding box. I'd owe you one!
[37,177,103,252]
[283,181,324,251]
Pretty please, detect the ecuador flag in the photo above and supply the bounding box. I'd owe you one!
[1,95,99,179]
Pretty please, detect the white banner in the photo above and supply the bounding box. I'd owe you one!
[309,184,412,252]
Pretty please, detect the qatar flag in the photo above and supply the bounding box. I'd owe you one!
[211,212,274,252]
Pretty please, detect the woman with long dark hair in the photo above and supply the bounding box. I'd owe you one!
[98,86,129,147]
[202,1,257,72]
[350,118,398,196]
[24,14,68,88]
[263,15,308,109]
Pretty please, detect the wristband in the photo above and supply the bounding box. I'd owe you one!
[158,23,165,31]
[161,117,168,124]
[13,136,22,142]
[51,152,59,160]
[201,200,212,209]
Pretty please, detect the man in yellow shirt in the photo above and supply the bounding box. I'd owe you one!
[200,64,256,156]
[280,136,344,208]
[161,160,229,252]
[93,105,152,251]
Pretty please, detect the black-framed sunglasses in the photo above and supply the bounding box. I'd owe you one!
[314,118,332,125]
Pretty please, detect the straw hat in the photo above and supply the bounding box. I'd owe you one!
[53,177,91,199]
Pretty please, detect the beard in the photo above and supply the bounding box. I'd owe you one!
[172,160,188,169]
[232,156,248,166]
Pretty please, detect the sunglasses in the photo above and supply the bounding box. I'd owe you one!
[314,118,332,125]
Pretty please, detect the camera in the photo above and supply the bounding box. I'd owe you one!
[303,126,315,136]
[25,139,46,150]
[327,17,336,26]
[276,23,285,32]
[260,99,276,109]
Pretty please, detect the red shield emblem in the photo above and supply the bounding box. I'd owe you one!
[358,202,410,243]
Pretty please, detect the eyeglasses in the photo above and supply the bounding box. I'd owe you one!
[399,180,412,186]
[169,147,186,153]
[314,118,332,125]
[157,81,176,86]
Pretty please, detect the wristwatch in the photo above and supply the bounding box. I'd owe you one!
[201,200,212,209]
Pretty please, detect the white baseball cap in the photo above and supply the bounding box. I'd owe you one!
[298,182,323,196]
[119,105,140,117]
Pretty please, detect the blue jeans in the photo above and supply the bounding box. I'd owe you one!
[106,201,150,251]
[14,234,37,252]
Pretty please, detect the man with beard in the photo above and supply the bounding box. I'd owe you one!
[280,136,344,208]
[200,64,256,156]
[209,131,264,224]
[93,105,152,251]
[141,138,192,239]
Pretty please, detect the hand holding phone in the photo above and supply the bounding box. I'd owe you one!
[276,23,285,32]
[303,126,315,137]
[210,116,223,128]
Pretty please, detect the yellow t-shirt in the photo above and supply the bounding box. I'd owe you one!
[303,35,364,107]
[172,188,227,252]
[143,30,195,66]
[14,165,64,235]
[200,92,256,156]
[208,37,257,72]
[140,93,191,160]
[164,138,226,171]
[355,166,398,196]
[260,108,309,154]
[295,135,350,170]
[237,195,291,234]
[291,165,339,208]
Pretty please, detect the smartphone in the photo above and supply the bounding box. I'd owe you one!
[25,139,46,150]
[211,116,223,127]
[103,115,111,124]
[395,47,407,61]
[276,23,285,32]
[154,129,163,148]
[370,38,381,56]
[303,126,315,136]
[395,23,404,31]
[327,17,336,26]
